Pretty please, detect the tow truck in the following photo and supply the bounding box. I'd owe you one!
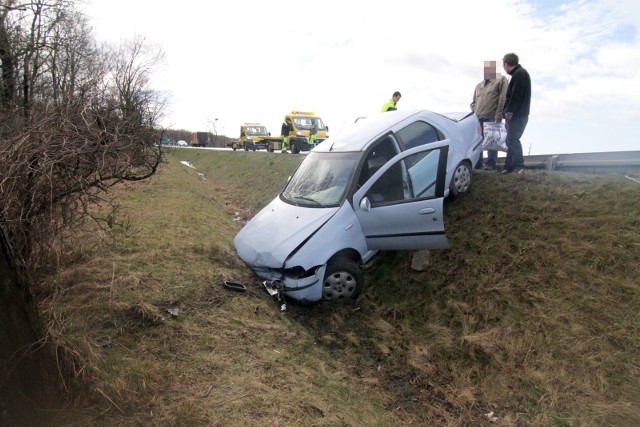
[267,111,329,154]
[228,123,280,151]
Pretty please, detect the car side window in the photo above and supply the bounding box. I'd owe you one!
[366,148,443,206]
[357,135,399,187]
[405,149,442,199]
[396,121,444,151]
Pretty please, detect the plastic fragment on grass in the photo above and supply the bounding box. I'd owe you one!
[166,302,179,317]
[224,281,246,292]
[262,280,279,296]
[262,281,287,312]
[94,336,111,347]
[485,411,498,422]
[624,175,640,184]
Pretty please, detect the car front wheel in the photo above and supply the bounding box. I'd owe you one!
[322,258,363,301]
[449,161,472,198]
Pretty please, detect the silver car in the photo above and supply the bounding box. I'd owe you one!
[234,110,482,303]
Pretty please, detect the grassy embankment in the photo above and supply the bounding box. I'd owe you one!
[44,148,640,426]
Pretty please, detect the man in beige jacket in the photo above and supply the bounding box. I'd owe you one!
[470,60,508,170]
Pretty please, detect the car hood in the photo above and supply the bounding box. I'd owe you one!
[234,196,340,268]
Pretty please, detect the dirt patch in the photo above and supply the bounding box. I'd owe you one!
[0,223,62,425]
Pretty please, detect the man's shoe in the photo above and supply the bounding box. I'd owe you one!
[483,164,496,171]
[500,169,512,175]
[515,168,525,175]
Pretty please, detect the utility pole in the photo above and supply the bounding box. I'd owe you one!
[208,118,220,147]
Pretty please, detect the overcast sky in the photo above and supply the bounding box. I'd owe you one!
[84,0,639,155]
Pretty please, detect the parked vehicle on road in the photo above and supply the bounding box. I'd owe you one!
[229,123,280,151]
[234,110,482,303]
[267,111,329,154]
[190,132,210,147]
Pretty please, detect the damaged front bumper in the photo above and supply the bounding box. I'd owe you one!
[254,264,327,303]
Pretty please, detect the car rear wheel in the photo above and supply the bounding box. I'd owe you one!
[322,258,363,301]
[449,161,472,198]
[291,143,300,154]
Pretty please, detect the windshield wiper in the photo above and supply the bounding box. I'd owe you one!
[293,196,323,207]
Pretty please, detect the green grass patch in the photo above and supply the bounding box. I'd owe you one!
[43,151,640,426]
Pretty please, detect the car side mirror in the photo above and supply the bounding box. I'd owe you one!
[359,197,371,212]
[326,126,329,132]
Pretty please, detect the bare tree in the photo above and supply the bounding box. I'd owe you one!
[0,1,166,420]
[0,0,21,112]
[113,35,165,123]
[207,117,225,147]
[48,8,102,110]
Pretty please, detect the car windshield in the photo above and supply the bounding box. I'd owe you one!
[245,126,268,135]
[282,152,360,207]
[293,117,327,131]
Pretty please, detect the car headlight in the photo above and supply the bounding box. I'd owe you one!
[283,265,321,279]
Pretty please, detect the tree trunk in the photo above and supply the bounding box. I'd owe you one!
[0,9,16,109]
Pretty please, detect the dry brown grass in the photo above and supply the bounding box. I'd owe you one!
[39,149,640,426]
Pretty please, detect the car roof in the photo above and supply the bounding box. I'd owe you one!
[317,109,471,152]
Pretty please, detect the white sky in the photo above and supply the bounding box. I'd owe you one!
[84,0,639,155]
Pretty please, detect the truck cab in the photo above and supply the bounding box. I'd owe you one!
[268,111,329,154]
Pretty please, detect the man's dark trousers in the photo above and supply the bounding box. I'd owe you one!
[504,115,528,171]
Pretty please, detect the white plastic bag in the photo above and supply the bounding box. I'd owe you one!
[482,122,507,152]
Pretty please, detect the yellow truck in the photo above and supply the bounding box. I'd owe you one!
[229,123,280,151]
[267,111,329,154]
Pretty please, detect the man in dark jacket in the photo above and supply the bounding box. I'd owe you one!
[501,52,531,174]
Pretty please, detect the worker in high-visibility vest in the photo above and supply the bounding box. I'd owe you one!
[381,91,401,112]
[309,121,318,149]
[281,118,292,152]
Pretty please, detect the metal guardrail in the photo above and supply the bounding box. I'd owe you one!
[496,150,640,171]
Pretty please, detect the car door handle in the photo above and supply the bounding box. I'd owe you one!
[418,208,436,215]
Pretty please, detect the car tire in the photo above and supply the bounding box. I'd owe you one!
[232,143,237,151]
[449,161,472,198]
[243,143,249,151]
[291,143,300,155]
[322,258,363,301]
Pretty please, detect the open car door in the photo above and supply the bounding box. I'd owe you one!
[353,141,450,251]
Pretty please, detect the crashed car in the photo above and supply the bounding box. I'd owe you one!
[234,109,482,303]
